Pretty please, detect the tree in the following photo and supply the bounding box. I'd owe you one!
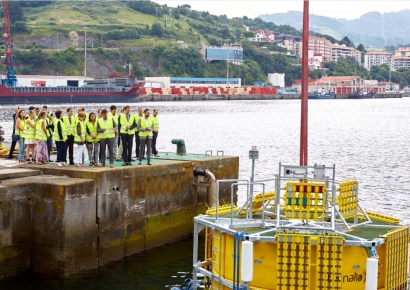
[0,1,25,23]
[357,43,366,52]
[151,23,164,37]
[243,31,254,38]
[338,36,354,47]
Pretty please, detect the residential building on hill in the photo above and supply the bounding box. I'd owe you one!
[275,34,302,57]
[393,48,410,69]
[330,43,361,65]
[364,51,393,70]
[395,47,410,57]
[249,29,275,43]
[393,56,410,70]
[308,36,331,61]
[307,50,323,70]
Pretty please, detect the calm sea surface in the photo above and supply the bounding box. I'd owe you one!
[0,98,409,289]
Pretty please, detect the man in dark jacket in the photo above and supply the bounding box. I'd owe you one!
[7,106,19,159]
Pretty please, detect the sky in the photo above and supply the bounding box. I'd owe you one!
[155,1,410,20]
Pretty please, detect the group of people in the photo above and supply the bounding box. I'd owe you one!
[8,105,160,168]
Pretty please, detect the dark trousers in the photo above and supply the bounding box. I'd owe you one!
[135,132,145,157]
[139,138,152,163]
[56,141,67,163]
[152,131,158,155]
[66,135,75,164]
[46,136,53,160]
[100,138,115,165]
[8,140,17,158]
[121,134,134,163]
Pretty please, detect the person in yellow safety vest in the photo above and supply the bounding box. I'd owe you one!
[116,107,126,161]
[137,108,154,165]
[85,112,100,167]
[108,105,120,160]
[42,106,54,162]
[15,109,26,163]
[118,105,138,166]
[74,106,88,123]
[34,112,49,165]
[53,109,68,167]
[97,109,118,168]
[134,106,144,159]
[62,107,75,165]
[151,108,160,157]
[23,110,37,164]
[74,112,86,167]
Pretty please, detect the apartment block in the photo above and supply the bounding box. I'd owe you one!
[308,36,331,61]
[364,51,393,70]
[330,43,361,65]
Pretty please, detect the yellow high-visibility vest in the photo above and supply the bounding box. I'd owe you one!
[85,120,99,142]
[98,117,115,139]
[74,120,86,142]
[138,117,153,138]
[119,113,135,135]
[35,119,47,141]
[62,115,75,136]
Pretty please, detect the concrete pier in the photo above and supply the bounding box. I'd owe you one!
[141,93,403,101]
[0,153,238,280]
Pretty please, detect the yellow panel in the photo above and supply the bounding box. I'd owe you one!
[283,181,326,221]
[383,226,410,290]
[315,235,344,290]
[277,233,311,290]
[337,180,358,219]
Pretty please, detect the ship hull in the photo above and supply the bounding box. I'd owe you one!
[0,94,143,104]
[348,92,376,99]
[0,82,145,104]
[308,94,333,99]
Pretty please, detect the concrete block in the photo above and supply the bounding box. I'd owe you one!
[0,243,31,280]
[124,220,145,256]
[144,209,195,250]
[0,168,41,180]
[32,241,97,278]
[98,227,126,266]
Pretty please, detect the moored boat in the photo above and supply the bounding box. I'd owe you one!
[348,90,377,99]
[308,91,335,99]
[0,77,145,104]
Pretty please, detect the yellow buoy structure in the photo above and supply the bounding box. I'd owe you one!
[192,163,409,290]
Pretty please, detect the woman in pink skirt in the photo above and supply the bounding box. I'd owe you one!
[34,112,49,164]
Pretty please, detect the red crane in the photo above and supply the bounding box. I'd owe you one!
[2,0,17,86]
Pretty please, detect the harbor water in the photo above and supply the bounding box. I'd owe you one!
[0,98,409,288]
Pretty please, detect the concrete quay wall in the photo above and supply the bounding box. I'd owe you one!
[0,156,239,280]
[142,93,403,101]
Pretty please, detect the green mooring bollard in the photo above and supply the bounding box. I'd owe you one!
[171,139,187,156]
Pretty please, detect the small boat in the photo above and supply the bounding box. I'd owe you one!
[348,90,377,99]
[308,91,335,99]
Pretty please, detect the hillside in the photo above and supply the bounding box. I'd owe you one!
[2,1,410,88]
[259,10,410,48]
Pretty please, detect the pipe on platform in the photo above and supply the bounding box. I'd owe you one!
[171,139,187,156]
[193,166,218,207]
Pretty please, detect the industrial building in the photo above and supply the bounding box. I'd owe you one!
[145,77,242,88]
[3,75,92,87]
[202,43,244,65]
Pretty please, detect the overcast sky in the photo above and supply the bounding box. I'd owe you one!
[156,1,410,19]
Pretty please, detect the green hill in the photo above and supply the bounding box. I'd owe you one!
[2,1,410,88]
